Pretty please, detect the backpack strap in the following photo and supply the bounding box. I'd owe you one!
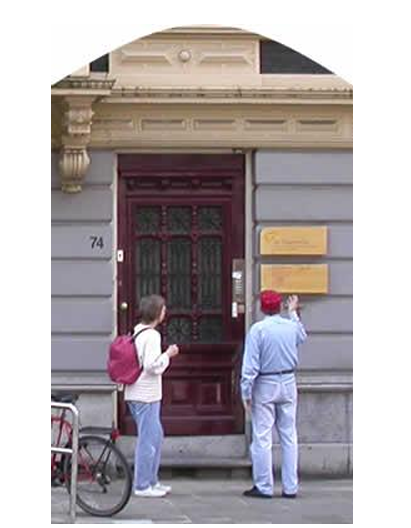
[131,326,152,342]
[132,327,155,370]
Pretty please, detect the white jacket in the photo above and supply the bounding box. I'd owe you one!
[124,324,170,403]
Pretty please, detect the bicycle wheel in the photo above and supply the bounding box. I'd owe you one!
[64,435,132,517]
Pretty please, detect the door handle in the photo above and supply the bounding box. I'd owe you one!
[120,301,128,312]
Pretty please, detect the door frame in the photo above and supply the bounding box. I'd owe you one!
[117,152,245,331]
[114,149,253,435]
[114,148,254,332]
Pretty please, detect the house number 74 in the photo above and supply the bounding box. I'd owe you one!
[90,236,104,249]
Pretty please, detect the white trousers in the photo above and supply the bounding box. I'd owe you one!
[250,378,298,496]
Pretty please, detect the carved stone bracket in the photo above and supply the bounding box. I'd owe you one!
[59,147,91,193]
[59,96,96,193]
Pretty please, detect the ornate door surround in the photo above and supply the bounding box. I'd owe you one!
[117,154,245,435]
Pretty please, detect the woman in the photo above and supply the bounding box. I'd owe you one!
[125,294,179,498]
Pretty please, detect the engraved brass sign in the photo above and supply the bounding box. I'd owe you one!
[261,264,329,293]
[260,227,327,255]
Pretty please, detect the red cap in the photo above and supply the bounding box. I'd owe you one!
[260,290,282,314]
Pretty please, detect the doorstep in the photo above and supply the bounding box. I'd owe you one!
[159,456,252,479]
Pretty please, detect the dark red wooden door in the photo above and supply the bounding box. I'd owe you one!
[117,154,245,435]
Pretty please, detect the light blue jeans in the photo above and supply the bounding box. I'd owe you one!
[250,377,298,496]
[128,401,164,491]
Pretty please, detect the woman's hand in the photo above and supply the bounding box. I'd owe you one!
[166,344,179,358]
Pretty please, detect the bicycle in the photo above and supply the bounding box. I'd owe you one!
[51,392,133,517]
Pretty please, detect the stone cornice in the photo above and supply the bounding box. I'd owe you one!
[105,85,352,105]
[51,76,353,173]
[87,103,352,150]
[52,84,352,106]
[51,76,116,94]
[52,75,351,106]
[150,26,262,39]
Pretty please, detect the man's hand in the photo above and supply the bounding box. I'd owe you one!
[287,295,300,313]
[243,399,252,413]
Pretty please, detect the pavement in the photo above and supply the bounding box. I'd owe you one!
[51,478,353,524]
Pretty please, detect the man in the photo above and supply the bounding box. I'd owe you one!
[241,290,307,499]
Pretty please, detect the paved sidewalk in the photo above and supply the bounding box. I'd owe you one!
[52,478,353,524]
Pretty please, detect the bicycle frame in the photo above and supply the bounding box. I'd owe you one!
[52,396,132,519]
[51,409,73,476]
[77,440,115,487]
[52,411,119,486]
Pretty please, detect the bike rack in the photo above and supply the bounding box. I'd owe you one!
[51,401,79,524]
[51,384,118,428]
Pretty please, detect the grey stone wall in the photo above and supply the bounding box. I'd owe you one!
[51,148,353,474]
[253,149,353,373]
[254,149,353,473]
[51,150,115,371]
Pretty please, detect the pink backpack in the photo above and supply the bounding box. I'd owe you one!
[107,328,151,385]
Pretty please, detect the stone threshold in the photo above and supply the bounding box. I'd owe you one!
[161,456,251,468]
[158,457,251,479]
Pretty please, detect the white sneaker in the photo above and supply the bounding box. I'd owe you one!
[133,486,167,498]
[153,482,172,494]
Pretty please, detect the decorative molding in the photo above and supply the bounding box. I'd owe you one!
[51,37,352,152]
[120,49,172,64]
[51,80,115,190]
[59,148,91,193]
[193,119,237,131]
[125,173,234,192]
[59,96,96,193]
[106,85,352,105]
[93,116,134,131]
[110,38,257,77]
[178,50,192,63]
[62,98,94,136]
[141,119,186,131]
[93,138,352,149]
[296,118,340,133]
[244,119,288,131]
[51,101,63,148]
[88,104,353,149]
[52,76,115,92]
[198,51,253,65]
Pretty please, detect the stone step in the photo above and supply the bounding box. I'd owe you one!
[118,434,248,461]
[161,456,252,468]
[159,457,251,479]
[117,437,352,477]
[118,435,251,478]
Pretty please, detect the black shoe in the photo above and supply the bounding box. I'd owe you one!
[243,486,272,499]
[282,492,297,499]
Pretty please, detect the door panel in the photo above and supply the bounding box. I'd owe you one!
[117,154,245,435]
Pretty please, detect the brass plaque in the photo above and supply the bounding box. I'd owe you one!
[260,226,327,255]
[261,264,328,293]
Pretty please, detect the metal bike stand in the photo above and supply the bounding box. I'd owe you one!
[51,384,119,428]
[51,402,80,524]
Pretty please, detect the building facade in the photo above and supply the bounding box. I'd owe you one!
[51,26,353,474]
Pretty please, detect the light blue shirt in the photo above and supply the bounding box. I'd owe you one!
[241,311,307,401]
